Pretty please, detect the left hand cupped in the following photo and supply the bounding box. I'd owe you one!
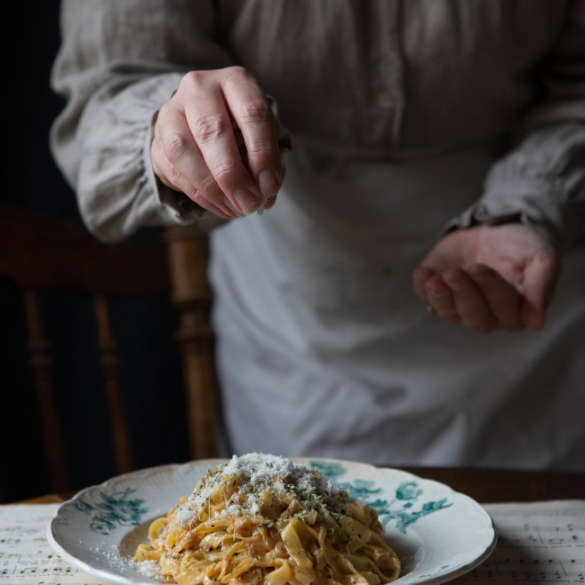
[412,224,560,333]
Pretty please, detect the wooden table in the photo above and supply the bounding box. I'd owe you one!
[399,467,585,502]
[20,467,584,505]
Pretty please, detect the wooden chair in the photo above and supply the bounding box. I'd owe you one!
[0,206,219,495]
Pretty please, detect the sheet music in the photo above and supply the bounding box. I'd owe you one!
[454,501,585,584]
[0,504,109,585]
[0,501,584,584]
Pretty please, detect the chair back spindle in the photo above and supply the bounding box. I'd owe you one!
[0,206,219,499]
[23,289,69,493]
[164,226,218,460]
[94,294,133,475]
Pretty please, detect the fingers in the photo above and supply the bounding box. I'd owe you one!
[418,265,526,333]
[521,251,561,330]
[180,71,263,215]
[152,67,283,219]
[417,261,556,333]
[414,267,462,325]
[153,110,237,219]
[467,264,524,331]
[412,224,559,334]
[441,268,498,333]
[223,69,283,198]
[413,267,435,304]
[424,274,461,325]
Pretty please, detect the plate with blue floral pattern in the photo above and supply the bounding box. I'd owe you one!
[47,458,496,585]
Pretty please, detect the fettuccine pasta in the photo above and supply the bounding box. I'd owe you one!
[134,454,400,585]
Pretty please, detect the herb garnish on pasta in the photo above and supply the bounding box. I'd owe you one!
[135,454,400,585]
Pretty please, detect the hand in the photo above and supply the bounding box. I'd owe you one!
[151,66,283,219]
[413,224,560,333]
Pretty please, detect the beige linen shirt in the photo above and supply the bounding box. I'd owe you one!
[51,1,585,469]
[52,0,585,249]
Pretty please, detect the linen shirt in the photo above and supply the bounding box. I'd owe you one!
[51,0,585,470]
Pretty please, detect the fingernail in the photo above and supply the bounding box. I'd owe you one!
[223,196,244,218]
[448,281,464,291]
[258,170,279,197]
[430,290,449,298]
[233,189,260,215]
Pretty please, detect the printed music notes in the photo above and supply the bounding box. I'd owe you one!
[454,501,585,584]
[1,500,584,585]
[0,504,108,584]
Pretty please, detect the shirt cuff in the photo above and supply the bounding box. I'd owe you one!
[440,201,556,247]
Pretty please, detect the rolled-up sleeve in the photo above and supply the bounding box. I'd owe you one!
[50,0,235,242]
[445,0,585,252]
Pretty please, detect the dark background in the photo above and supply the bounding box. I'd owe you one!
[0,2,190,501]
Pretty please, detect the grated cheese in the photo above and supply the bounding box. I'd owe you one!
[129,558,164,582]
[174,453,343,526]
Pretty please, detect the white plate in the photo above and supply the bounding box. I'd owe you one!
[47,458,496,585]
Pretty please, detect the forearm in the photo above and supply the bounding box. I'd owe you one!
[50,0,234,242]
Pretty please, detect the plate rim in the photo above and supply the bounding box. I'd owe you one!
[47,458,497,585]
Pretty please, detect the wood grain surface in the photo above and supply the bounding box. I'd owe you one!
[13,467,584,505]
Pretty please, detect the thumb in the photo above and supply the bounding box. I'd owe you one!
[521,252,560,330]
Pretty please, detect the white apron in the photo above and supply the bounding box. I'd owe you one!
[210,138,585,472]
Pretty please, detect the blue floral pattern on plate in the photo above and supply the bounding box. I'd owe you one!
[310,461,452,534]
[74,487,149,535]
[48,459,497,585]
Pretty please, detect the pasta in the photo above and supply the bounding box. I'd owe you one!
[134,454,400,585]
